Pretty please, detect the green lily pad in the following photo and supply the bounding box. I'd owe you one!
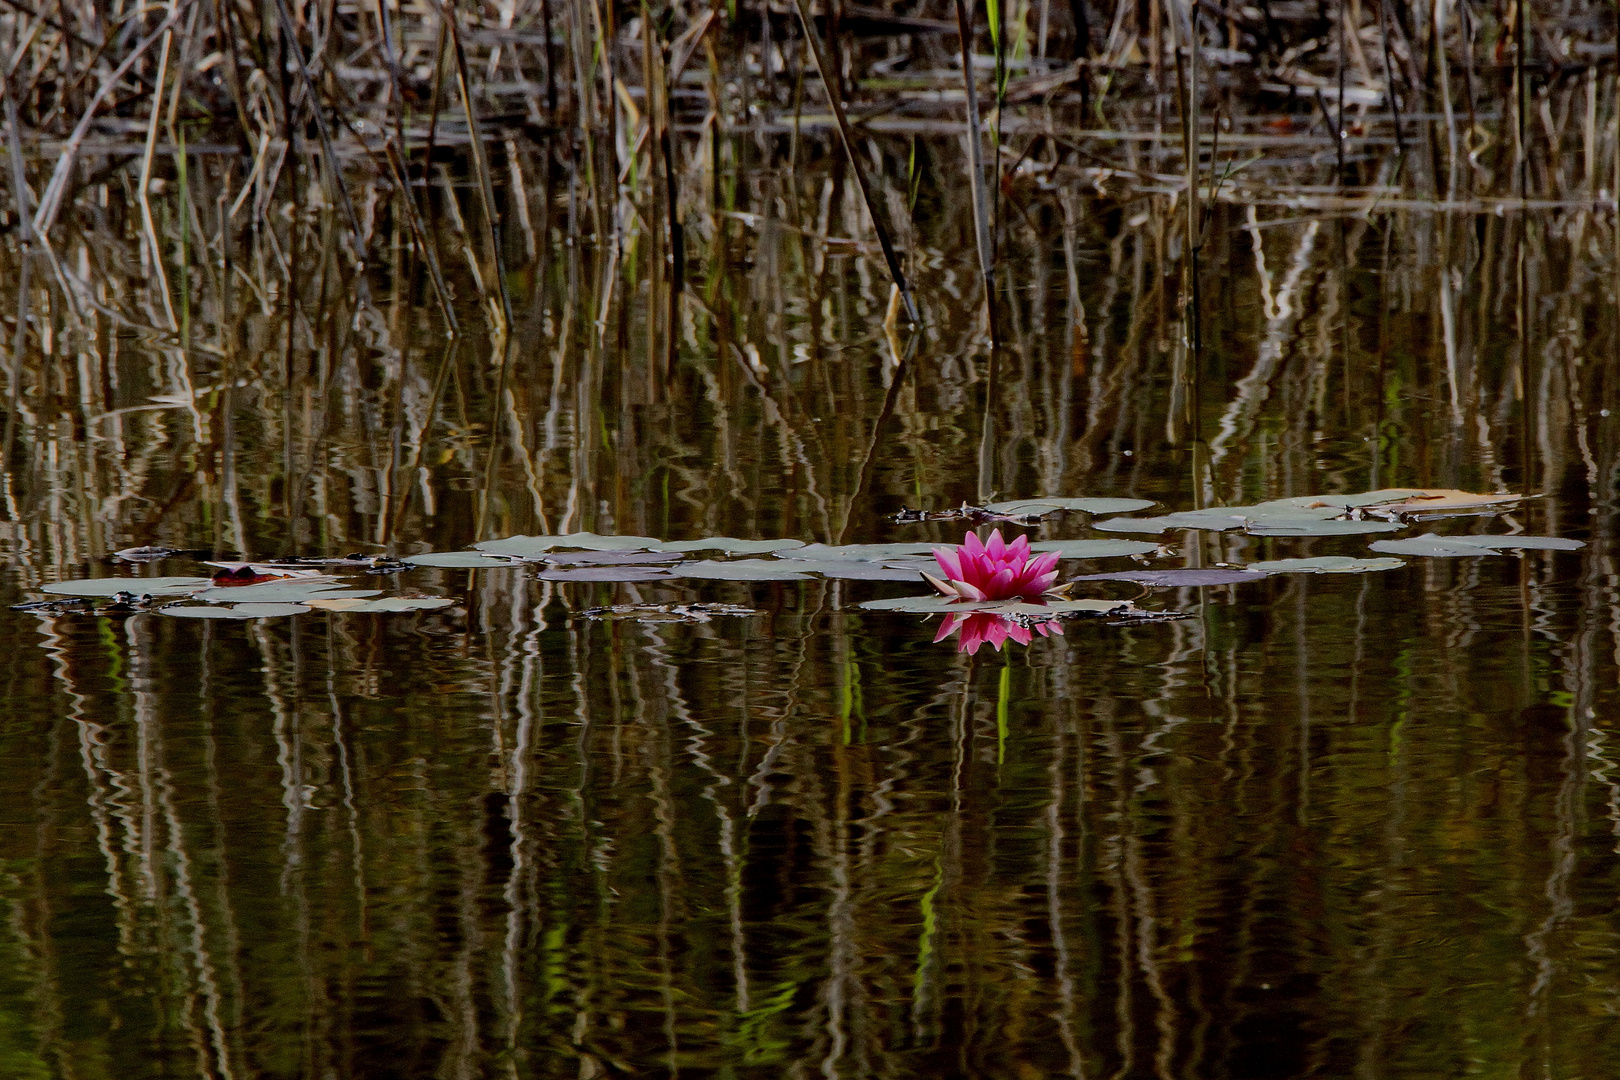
[790,542,943,561]
[535,566,677,582]
[1246,556,1407,574]
[674,560,814,581]
[795,560,925,581]
[473,532,660,556]
[159,603,310,619]
[1244,517,1403,536]
[1369,533,1585,557]
[983,497,1157,515]
[303,597,457,612]
[1071,568,1269,587]
[654,538,806,554]
[1093,512,1248,534]
[858,594,1134,615]
[1029,539,1159,559]
[190,583,383,603]
[44,576,213,597]
[537,550,681,566]
[405,551,522,569]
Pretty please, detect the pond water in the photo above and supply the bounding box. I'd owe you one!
[3,141,1619,1078]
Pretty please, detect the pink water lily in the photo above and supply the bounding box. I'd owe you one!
[925,530,1066,655]
[925,529,1062,603]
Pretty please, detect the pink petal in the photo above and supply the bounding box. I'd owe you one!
[922,572,959,598]
[952,579,986,601]
[984,530,1007,561]
[933,547,964,580]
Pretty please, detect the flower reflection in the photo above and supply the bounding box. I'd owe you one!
[934,610,1063,655]
[926,530,1068,655]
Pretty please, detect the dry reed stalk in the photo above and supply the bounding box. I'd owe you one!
[788,0,921,324]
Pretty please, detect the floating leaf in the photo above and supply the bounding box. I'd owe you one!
[654,537,806,554]
[674,560,814,581]
[1261,489,1429,510]
[190,583,382,603]
[405,551,522,569]
[534,566,677,582]
[790,542,942,561]
[1361,489,1528,516]
[1030,539,1160,559]
[860,594,992,613]
[474,532,659,556]
[537,550,681,566]
[304,597,456,612]
[1369,533,1585,557]
[1071,568,1270,587]
[159,603,310,619]
[1092,512,1249,534]
[111,545,182,562]
[982,497,1156,515]
[858,595,1133,615]
[44,576,213,597]
[1244,517,1403,536]
[1246,556,1406,574]
[795,560,924,581]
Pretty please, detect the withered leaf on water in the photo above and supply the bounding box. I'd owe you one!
[581,603,759,623]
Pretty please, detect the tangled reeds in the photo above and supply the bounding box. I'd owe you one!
[0,0,1618,558]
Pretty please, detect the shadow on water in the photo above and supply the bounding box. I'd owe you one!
[3,0,1620,1075]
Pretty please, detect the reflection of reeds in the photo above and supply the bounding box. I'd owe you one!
[4,9,1620,1069]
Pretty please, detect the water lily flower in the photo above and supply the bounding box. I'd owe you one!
[924,529,1061,602]
[925,530,1067,654]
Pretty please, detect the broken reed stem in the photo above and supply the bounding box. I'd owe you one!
[951,0,996,331]
[788,0,921,325]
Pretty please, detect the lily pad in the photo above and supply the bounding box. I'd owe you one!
[1093,512,1249,534]
[1361,489,1528,516]
[1070,568,1270,587]
[1244,517,1403,536]
[44,576,213,597]
[158,603,310,619]
[536,550,681,565]
[789,542,943,561]
[190,583,383,603]
[534,566,678,582]
[795,560,925,581]
[474,532,660,556]
[858,595,1133,615]
[1369,533,1585,557]
[1246,556,1406,574]
[1029,539,1160,559]
[674,560,814,581]
[982,497,1157,515]
[1261,489,1429,510]
[654,538,806,554]
[404,551,522,569]
[303,597,457,612]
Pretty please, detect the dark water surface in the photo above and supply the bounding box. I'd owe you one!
[4,164,1620,1078]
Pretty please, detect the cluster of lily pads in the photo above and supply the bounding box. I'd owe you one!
[12,487,1583,627]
